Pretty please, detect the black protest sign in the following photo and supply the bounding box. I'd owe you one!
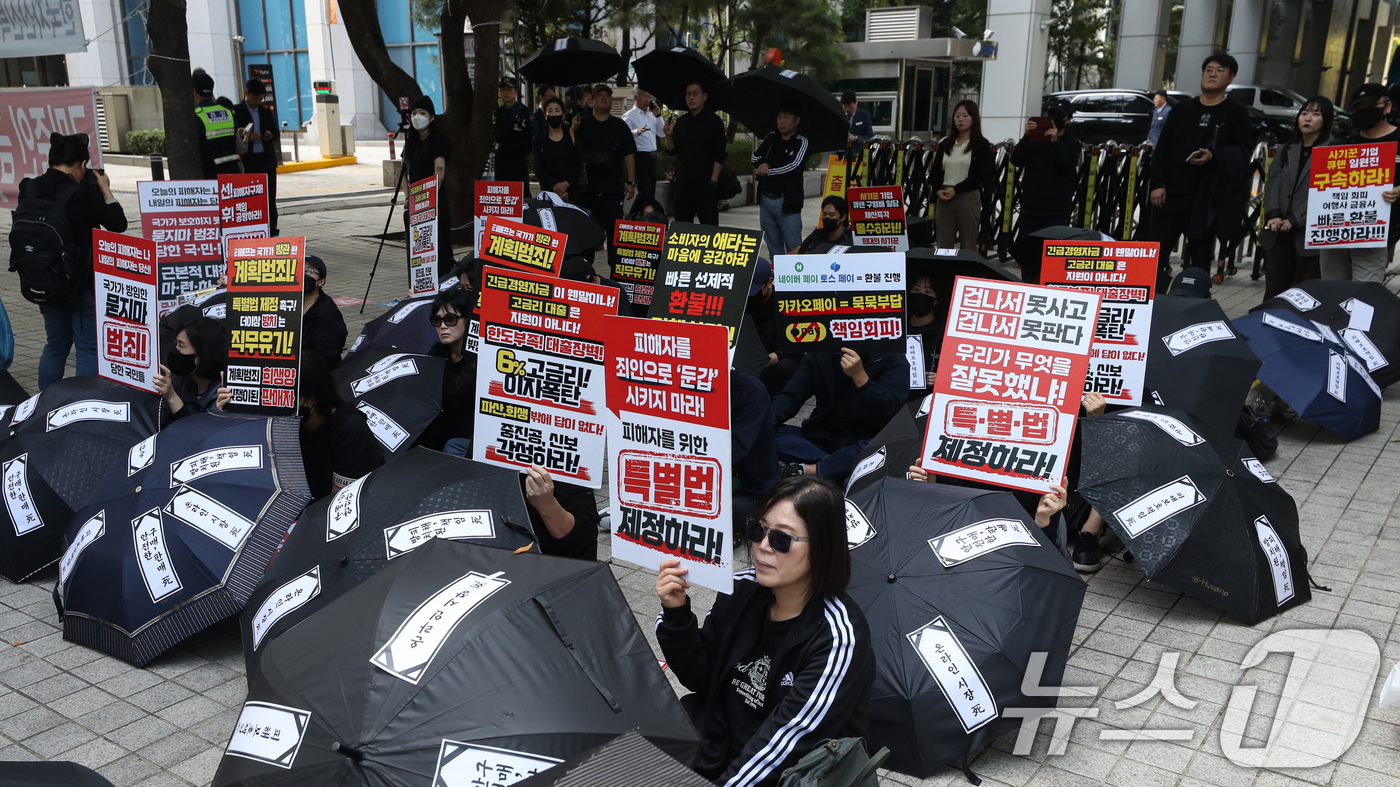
[646,223,760,347]
[224,237,304,414]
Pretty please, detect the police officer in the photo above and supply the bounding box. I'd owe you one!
[192,70,241,178]
[494,76,536,196]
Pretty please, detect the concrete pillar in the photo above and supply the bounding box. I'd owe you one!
[66,0,128,86]
[1294,1,1333,97]
[1259,0,1304,87]
[186,0,239,101]
[306,0,386,138]
[1226,0,1266,84]
[979,0,1053,143]
[1317,0,1356,101]
[1114,0,1172,90]
[1175,0,1222,88]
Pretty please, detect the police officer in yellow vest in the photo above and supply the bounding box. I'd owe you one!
[192,70,242,178]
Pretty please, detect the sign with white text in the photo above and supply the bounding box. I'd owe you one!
[1306,142,1396,249]
[92,230,159,393]
[225,237,305,414]
[138,180,223,316]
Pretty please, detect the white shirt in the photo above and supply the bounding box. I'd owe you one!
[623,105,665,153]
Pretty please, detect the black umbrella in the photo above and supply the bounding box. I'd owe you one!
[0,370,30,404]
[238,446,537,675]
[845,477,1084,777]
[632,47,726,110]
[1254,279,1400,388]
[0,761,117,786]
[514,730,713,787]
[1008,226,1111,284]
[1145,296,1261,436]
[519,38,625,87]
[1078,406,1310,624]
[332,348,445,457]
[846,397,929,496]
[343,295,440,366]
[214,539,700,786]
[55,412,310,666]
[522,196,607,255]
[906,248,1020,313]
[0,378,160,581]
[717,65,849,152]
[160,290,229,362]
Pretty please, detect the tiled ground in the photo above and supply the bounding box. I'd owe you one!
[1,166,1399,786]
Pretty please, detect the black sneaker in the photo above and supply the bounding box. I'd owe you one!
[1072,531,1108,573]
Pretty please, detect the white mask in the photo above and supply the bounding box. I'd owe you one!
[411,115,430,131]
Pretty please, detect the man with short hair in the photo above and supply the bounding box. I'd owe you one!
[842,90,874,143]
[533,85,555,132]
[1320,83,1400,282]
[192,70,242,178]
[494,76,536,196]
[664,81,726,224]
[623,88,665,212]
[576,83,637,261]
[752,102,810,256]
[1148,90,1171,146]
[233,78,279,234]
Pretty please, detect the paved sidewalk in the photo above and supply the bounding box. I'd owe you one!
[1,192,1399,787]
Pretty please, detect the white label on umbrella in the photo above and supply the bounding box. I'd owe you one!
[538,207,557,231]
[128,434,157,476]
[46,400,130,431]
[133,509,181,602]
[1327,350,1347,402]
[384,510,495,560]
[907,616,998,733]
[327,473,368,541]
[1112,475,1207,538]
[225,701,312,769]
[844,499,876,550]
[368,352,413,373]
[780,68,799,78]
[4,454,41,536]
[928,518,1039,567]
[170,445,264,486]
[0,406,11,423]
[1311,320,1342,346]
[1276,287,1321,311]
[438,276,459,292]
[59,510,104,585]
[350,359,419,396]
[434,741,562,786]
[164,485,257,551]
[203,303,227,319]
[916,393,932,417]
[554,38,567,50]
[371,570,511,684]
[250,566,321,651]
[829,245,849,254]
[1242,457,1275,483]
[1262,312,1322,342]
[1150,390,1165,405]
[1118,410,1204,446]
[934,248,956,256]
[349,333,365,353]
[1341,297,1375,332]
[357,401,410,452]
[1345,351,1383,400]
[1161,321,1233,356]
[10,393,39,425]
[907,335,926,389]
[1341,327,1388,372]
[1255,515,1295,606]
[846,446,886,494]
[388,299,432,324]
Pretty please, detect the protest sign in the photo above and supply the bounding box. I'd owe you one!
[478,216,566,277]
[473,181,526,250]
[604,316,732,594]
[609,219,666,308]
[1039,240,1157,405]
[407,176,440,296]
[1306,142,1397,249]
[846,185,908,250]
[217,174,271,254]
[772,252,906,353]
[0,87,101,208]
[822,155,847,200]
[92,230,159,393]
[472,267,618,487]
[919,277,1099,494]
[224,238,305,414]
[138,180,224,316]
[647,223,761,347]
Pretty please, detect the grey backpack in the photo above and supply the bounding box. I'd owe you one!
[779,737,889,787]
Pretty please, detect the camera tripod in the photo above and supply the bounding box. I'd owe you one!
[359,114,412,314]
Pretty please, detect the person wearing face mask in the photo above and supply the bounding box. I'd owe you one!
[418,288,479,456]
[299,255,348,369]
[1261,97,1333,299]
[533,96,582,202]
[1319,83,1400,282]
[794,196,853,254]
[153,317,232,420]
[401,96,453,257]
[298,353,385,500]
[903,268,945,399]
[928,100,995,250]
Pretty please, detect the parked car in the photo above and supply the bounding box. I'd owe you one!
[1226,84,1309,121]
[1042,89,1160,145]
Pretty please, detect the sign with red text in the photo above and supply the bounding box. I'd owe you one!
[225,237,304,414]
[604,316,732,594]
[138,180,224,316]
[0,87,102,209]
[92,230,159,393]
[472,267,618,487]
[407,176,440,296]
[647,223,761,348]
[919,278,1099,494]
[1040,240,1157,405]
[473,181,526,250]
[478,216,566,277]
[846,185,908,250]
[1306,142,1397,249]
[773,252,906,353]
[609,219,666,307]
[217,174,270,255]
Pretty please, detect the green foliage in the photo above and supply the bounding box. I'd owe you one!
[655,137,755,176]
[1048,0,1118,90]
[737,0,848,82]
[126,129,165,155]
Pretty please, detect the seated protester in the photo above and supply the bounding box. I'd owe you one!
[638,199,666,221]
[732,370,780,535]
[745,257,798,397]
[418,288,478,455]
[772,349,909,482]
[908,464,1071,550]
[154,317,231,420]
[793,196,853,254]
[655,477,874,786]
[299,353,385,500]
[302,255,348,369]
[521,464,601,561]
[904,267,947,399]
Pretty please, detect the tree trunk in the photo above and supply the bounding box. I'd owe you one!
[144,0,201,179]
[442,0,506,245]
[338,0,422,106]
[617,27,631,85]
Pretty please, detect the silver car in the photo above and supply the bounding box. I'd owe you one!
[1225,84,1309,121]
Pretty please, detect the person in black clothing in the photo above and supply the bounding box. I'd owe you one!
[794,196,854,254]
[1011,107,1080,239]
[577,84,637,263]
[233,78,279,234]
[520,465,601,561]
[655,476,874,787]
[533,96,582,201]
[532,85,555,135]
[301,255,348,369]
[745,257,799,396]
[494,76,536,197]
[1319,83,1400,283]
[18,133,128,390]
[664,81,727,225]
[904,266,946,399]
[153,317,231,420]
[752,102,810,257]
[732,370,780,535]
[402,96,453,258]
[928,100,996,250]
[1149,52,1254,288]
[419,288,478,456]
[192,71,242,178]
[298,354,385,500]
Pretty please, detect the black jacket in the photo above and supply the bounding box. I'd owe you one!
[533,131,583,196]
[771,352,910,454]
[752,132,810,214]
[657,574,874,786]
[232,102,278,164]
[1011,132,1081,220]
[732,372,779,498]
[18,169,128,288]
[929,135,995,194]
[302,292,348,369]
[494,101,536,161]
[522,476,600,562]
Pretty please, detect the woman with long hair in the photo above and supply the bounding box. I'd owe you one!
[532,95,582,201]
[929,100,996,250]
[1261,96,1333,299]
[153,316,230,419]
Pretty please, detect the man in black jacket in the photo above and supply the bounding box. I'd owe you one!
[1012,108,1080,234]
[233,79,279,234]
[576,83,637,263]
[752,103,810,257]
[664,81,726,225]
[494,77,536,197]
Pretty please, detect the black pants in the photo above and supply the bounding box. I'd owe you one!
[1151,196,1216,287]
[495,159,533,198]
[1015,211,1071,285]
[634,152,657,211]
[241,151,279,234]
[580,190,624,264]
[673,179,719,225]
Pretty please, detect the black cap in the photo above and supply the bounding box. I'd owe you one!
[192,71,215,98]
[1350,82,1390,108]
[499,76,519,89]
[305,255,327,280]
[749,257,773,296]
[1168,268,1211,299]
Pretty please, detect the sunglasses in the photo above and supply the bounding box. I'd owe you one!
[429,313,462,327]
[747,519,810,554]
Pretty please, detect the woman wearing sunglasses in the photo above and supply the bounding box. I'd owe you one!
[655,476,874,786]
[419,288,478,456]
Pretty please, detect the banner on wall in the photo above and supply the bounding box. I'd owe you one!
[0,88,101,208]
[92,230,159,393]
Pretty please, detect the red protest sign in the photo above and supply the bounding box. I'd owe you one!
[217,173,271,254]
[474,180,526,218]
[846,185,908,250]
[92,230,159,393]
[407,176,440,296]
[0,88,102,209]
[478,216,566,277]
[1305,142,1397,249]
[224,237,305,414]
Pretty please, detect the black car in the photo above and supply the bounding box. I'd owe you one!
[1042,89,1161,145]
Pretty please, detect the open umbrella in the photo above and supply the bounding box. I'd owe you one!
[1255,279,1400,388]
[846,397,930,496]
[844,477,1084,777]
[1078,406,1310,624]
[522,196,607,255]
[906,248,1020,315]
[1232,309,1381,441]
[519,38,625,87]
[632,47,726,110]
[514,730,713,787]
[160,290,229,362]
[0,370,30,405]
[717,65,849,152]
[1145,296,1261,436]
[1008,226,1111,284]
[239,447,536,675]
[0,761,118,786]
[55,412,310,666]
[0,378,160,581]
[343,295,440,366]
[214,539,700,786]
[332,348,445,457]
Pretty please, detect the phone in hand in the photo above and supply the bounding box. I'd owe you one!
[1027,116,1053,141]
[1186,149,1207,163]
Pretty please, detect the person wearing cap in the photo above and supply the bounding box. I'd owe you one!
[233,78,279,235]
[494,76,536,197]
[663,81,726,225]
[401,96,453,258]
[301,255,349,369]
[192,71,242,178]
[752,102,810,257]
[576,83,637,263]
[1319,83,1400,283]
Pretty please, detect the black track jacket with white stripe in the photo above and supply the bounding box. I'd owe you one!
[656,573,874,787]
[751,132,810,214]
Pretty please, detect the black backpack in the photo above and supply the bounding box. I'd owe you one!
[8,178,82,306]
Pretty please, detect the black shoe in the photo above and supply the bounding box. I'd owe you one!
[1072,531,1107,573]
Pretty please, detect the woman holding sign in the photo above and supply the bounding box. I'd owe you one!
[1261,97,1332,299]
[153,317,231,419]
[655,476,874,787]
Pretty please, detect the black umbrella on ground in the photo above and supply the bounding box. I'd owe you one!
[1008,225,1111,284]
[717,65,849,152]
[845,397,930,496]
[238,446,536,675]
[0,761,118,786]
[332,348,445,457]
[55,412,310,666]
[514,730,713,787]
[0,378,160,581]
[1145,296,1261,436]
[214,539,700,786]
[520,38,625,86]
[845,477,1084,777]
[0,370,30,404]
[160,291,229,362]
[632,47,726,110]
[343,295,440,366]
[1254,279,1400,388]
[906,248,1020,315]
[522,196,607,255]
[1078,406,1310,624]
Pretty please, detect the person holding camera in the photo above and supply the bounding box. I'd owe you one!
[234,78,279,235]
[494,76,536,196]
[402,96,453,257]
[665,81,726,225]
[623,89,665,212]
[1011,107,1081,282]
